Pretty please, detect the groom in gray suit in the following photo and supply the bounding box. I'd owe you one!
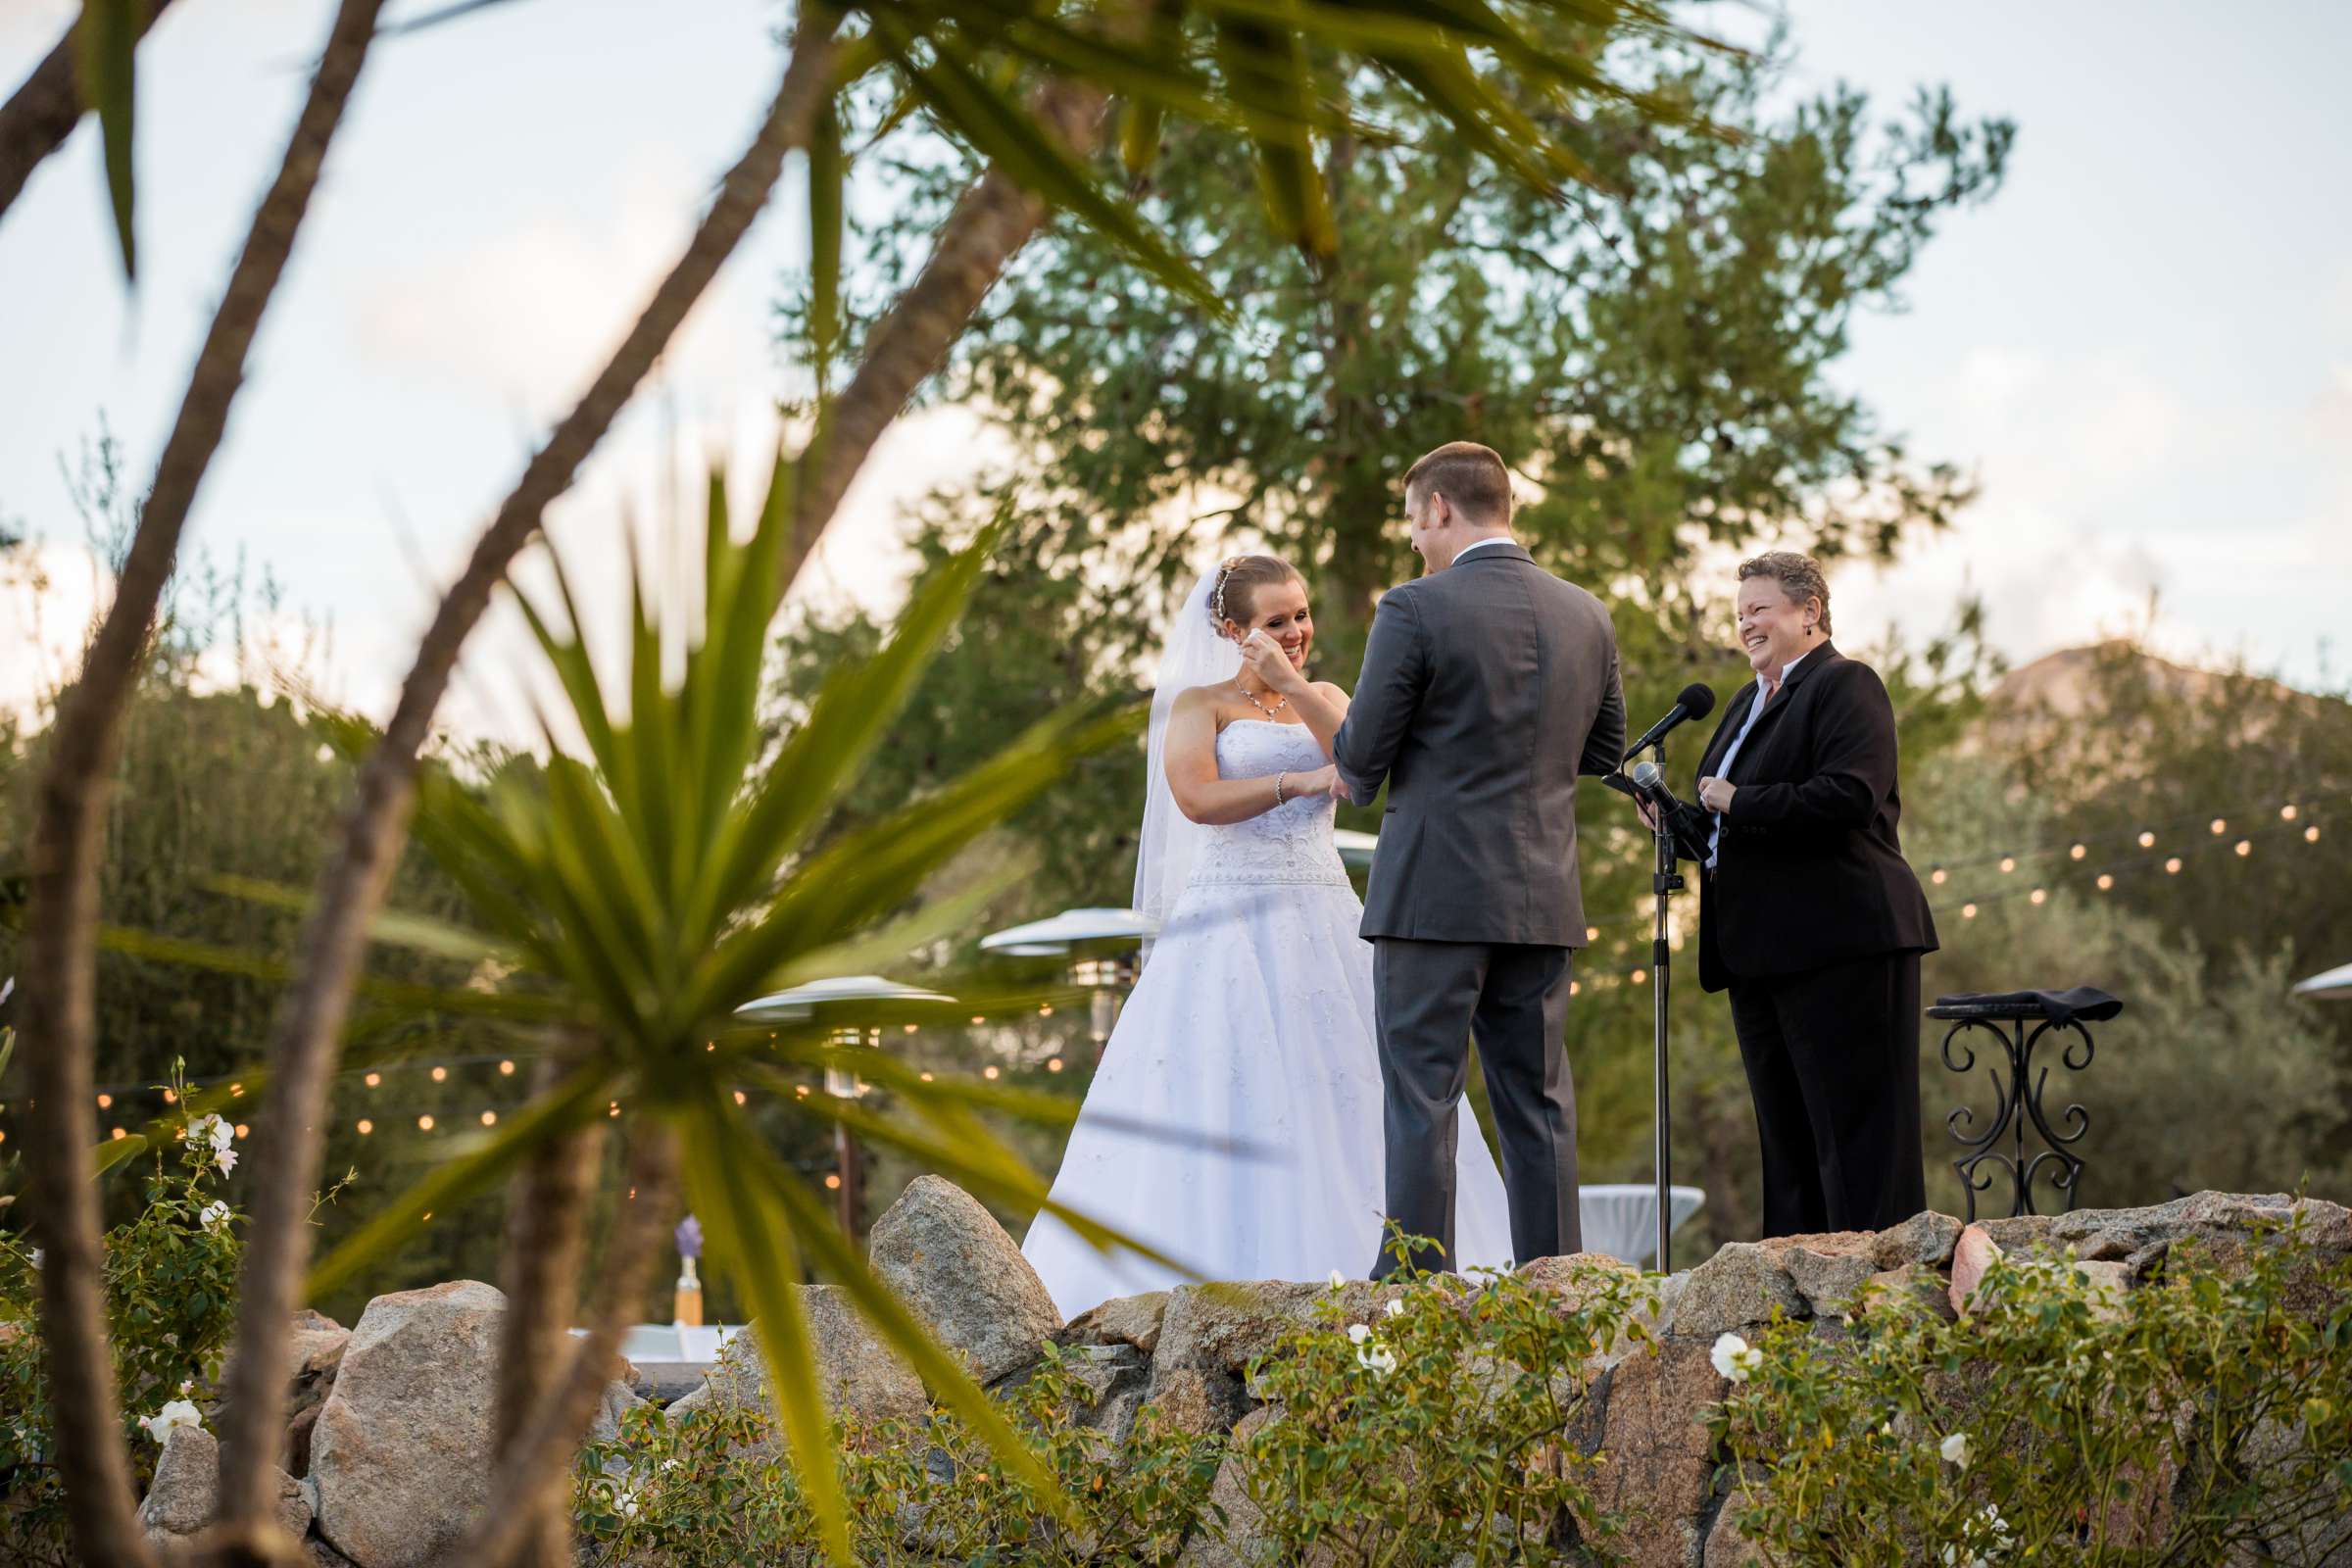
[1329,442,1625,1274]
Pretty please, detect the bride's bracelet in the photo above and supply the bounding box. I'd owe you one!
[1274,771,1288,807]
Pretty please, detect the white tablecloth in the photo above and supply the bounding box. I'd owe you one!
[1580,1184,1706,1266]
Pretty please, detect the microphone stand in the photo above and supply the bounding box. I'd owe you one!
[1643,740,1683,1271]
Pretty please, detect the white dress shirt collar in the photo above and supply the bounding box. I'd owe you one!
[1450,536,1518,564]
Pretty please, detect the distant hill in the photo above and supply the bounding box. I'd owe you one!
[1962,640,2302,758]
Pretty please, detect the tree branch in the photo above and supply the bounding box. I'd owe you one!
[212,19,841,1537]
[461,1121,682,1568]
[16,2,386,1562]
[0,0,179,222]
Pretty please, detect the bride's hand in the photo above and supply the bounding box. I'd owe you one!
[1241,629,1307,695]
[1293,762,1343,803]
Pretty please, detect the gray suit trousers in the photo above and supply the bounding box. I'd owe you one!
[1369,938,1581,1275]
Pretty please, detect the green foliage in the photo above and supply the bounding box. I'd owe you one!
[0,1066,243,1565]
[1708,1218,2352,1565]
[1228,1248,1655,1565]
[572,1342,1224,1565]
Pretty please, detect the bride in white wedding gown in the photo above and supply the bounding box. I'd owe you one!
[1021,556,1513,1319]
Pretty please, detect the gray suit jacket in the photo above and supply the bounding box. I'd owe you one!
[1333,543,1625,946]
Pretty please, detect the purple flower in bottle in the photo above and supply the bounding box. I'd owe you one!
[674,1214,704,1260]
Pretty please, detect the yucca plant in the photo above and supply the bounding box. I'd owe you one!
[263,453,1152,1564]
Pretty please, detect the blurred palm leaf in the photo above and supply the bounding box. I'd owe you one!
[76,0,140,279]
[287,453,1146,1557]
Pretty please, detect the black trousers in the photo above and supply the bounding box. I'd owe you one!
[1370,939,1580,1275]
[1726,949,1927,1238]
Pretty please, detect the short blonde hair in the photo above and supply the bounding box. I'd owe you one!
[1738,551,1832,635]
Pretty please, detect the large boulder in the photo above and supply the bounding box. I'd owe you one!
[697,1289,929,1449]
[308,1280,505,1568]
[137,1422,312,1548]
[1662,1244,1807,1337]
[869,1175,1061,1385]
[1577,1341,1731,1568]
[1061,1290,1171,1354]
[1147,1278,1390,1434]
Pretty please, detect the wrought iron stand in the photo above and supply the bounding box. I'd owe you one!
[1927,998,2102,1220]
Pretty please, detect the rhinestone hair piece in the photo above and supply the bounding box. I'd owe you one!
[1210,556,1246,624]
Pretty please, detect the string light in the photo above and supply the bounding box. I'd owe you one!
[2282,805,2299,821]
[983,1065,1001,1080]
[1587,926,1600,942]
[498,1060,514,1075]
[1047,1057,1065,1072]
[111,1128,126,1141]
[234,1123,249,1139]
[609,1102,621,1117]
[230,1082,244,1097]
[2096,874,2115,891]
[2165,857,2183,874]
[96,1093,112,1109]
[2029,889,2047,906]
[365,1072,381,1088]
[357,1119,373,1136]
[2234,839,2252,858]
[919,1071,935,1083]
[971,1015,987,1026]
[416,1115,434,1131]
[2138,831,2156,849]
[794,1085,810,1098]
[430,1066,447,1083]
[2308,825,2323,843]
[1038,1004,1053,1016]
[162,1089,177,1104]
[903,1023,919,1035]
[2069,844,2086,860]
[1632,968,1648,985]
[1569,980,1581,996]
[824,1174,842,1190]
[1961,904,1979,919]
[2210,817,2228,835]
[1931,867,1947,885]
[479,1110,497,1127]
[1998,857,2016,874]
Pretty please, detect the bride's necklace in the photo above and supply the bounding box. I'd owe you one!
[1239,685,1290,720]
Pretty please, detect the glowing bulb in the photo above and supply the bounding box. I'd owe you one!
[2306,825,2322,843]
[2234,839,2251,858]
[1930,867,1946,885]
[1047,1057,1064,1072]
[919,1071,935,1083]
[2210,817,2227,835]
[794,1085,810,1098]
[971,1015,987,1026]
[1039,1004,1053,1016]
[824,1174,842,1190]
[2096,874,2114,891]
[96,1093,112,1109]
[1961,903,1979,919]
[234,1123,249,1139]
[365,1072,381,1088]
[733,1090,748,1105]
[112,1127,127,1141]
[903,1023,918,1034]
[1568,980,1580,996]
[2281,804,2298,821]
[430,1065,447,1083]
[417,1115,434,1131]
[2069,844,2085,860]
[610,1102,622,1116]
[1998,857,2015,874]
[2029,889,2046,906]
[230,1082,245,1097]
[163,1089,177,1104]
[983,1065,1001,1080]
[498,1059,514,1075]
[2137,831,2156,849]
[2164,857,2182,874]
[1632,969,1648,985]
[357,1119,373,1136]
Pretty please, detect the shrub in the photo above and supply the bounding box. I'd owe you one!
[1707,1217,2352,1565]
[1227,1250,1656,1566]
[573,1340,1223,1565]
[0,1067,244,1565]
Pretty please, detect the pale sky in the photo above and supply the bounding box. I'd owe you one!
[4,0,2349,741]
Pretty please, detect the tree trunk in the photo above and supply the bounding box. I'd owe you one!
[494,1052,606,1568]
[211,23,840,1536]
[461,1122,682,1568]
[785,74,1112,576]
[0,0,179,221]
[15,4,384,1562]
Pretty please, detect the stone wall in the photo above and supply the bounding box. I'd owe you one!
[138,1183,2352,1567]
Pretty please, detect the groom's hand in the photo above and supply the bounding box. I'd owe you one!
[1242,629,1307,694]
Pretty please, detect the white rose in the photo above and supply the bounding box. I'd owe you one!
[1939,1432,1971,1469]
[185,1114,223,1150]
[1346,1323,1372,1345]
[1355,1344,1398,1377]
[1709,1332,1761,1382]
[1327,1269,1346,1289]
[1383,1298,1404,1319]
[215,1148,238,1175]
[200,1201,231,1236]
[139,1398,202,1444]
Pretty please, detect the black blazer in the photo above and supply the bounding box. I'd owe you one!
[1333,543,1625,946]
[1674,643,1937,992]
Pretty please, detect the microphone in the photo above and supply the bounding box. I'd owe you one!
[1623,682,1716,760]
[1628,759,1683,815]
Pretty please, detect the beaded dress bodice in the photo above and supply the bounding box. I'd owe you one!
[1185,720,1349,891]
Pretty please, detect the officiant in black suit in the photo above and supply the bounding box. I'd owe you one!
[1663,552,1936,1237]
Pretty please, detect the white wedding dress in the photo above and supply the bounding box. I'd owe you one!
[1020,718,1515,1319]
